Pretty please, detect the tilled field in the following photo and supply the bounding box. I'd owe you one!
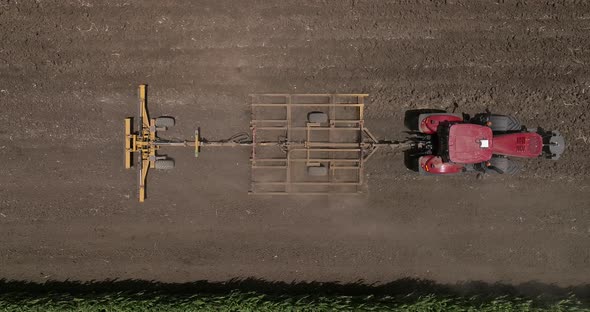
[1,0,589,288]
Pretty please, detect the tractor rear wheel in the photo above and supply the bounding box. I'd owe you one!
[404,109,446,131]
[487,157,519,175]
[155,159,175,170]
[488,115,521,132]
[403,151,420,172]
[155,117,175,128]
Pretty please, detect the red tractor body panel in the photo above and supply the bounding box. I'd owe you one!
[448,124,493,163]
[407,109,565,175]
[419,155,464,174]
[419,113,463,134]
[492,132,543,158]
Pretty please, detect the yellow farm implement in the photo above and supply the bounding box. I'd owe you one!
[124,85,180,201]
[125,85,403,202]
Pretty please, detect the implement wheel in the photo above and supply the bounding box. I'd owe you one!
[308,112,329,123]
[155,159,175,170]
[155,117,175,128]
[308,165,328,176]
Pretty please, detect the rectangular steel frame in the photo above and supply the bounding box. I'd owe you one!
[250,94,369,195]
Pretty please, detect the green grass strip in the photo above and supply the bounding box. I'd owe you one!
[0,291,588,312]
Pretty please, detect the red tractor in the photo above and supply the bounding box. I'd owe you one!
[404,109,565,175]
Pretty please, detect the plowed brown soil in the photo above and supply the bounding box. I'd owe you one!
[1,0,589,286]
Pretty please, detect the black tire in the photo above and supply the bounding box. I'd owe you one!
[404,151,420,172]
[155,117,175,128]
[307,165,328,176]
[308,112,328,123]
[404,109,446,131]
[487,157,519,175]
[155,159,175,170]
[488,115,521,132]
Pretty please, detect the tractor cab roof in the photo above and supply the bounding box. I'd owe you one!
[446,124,493,164]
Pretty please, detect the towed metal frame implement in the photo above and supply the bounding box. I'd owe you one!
[124,85,404,202]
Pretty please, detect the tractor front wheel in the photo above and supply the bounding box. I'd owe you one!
[488,115,521,132]
[487,157,519,175]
